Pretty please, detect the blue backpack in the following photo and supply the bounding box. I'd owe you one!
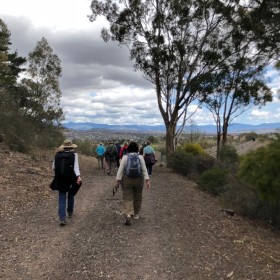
[125,154,142,178]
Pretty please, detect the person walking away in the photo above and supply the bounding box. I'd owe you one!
[139,142,147,155]
[116,141,150,226]
[143,141,156,176]
[96,143,105,170]
[115,141,121,168]
[104,141,118,175]
[119,141,129,160]
[52,140,82,226]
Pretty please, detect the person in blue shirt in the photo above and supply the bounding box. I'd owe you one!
[143,141,156,176]
[96,143,105,170]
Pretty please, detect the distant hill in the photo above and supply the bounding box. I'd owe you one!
[62,122,280,134]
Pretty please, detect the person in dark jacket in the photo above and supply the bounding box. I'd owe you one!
[52,140,82,226]
[104,141,118,175]
[115,141,121,168]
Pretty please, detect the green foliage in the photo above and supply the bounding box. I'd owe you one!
[20,37,64,125]
[179,143,205,155]
[169,150,215,177]
[197,167,228,196]
[169,151,195,176]
[240,132,258,141]
[221,176,280,227]
[238,137,280,202]
[219,144,238,164]
[74,140,94,156]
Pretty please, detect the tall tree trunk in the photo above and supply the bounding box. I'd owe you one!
[216,133,221,158]
[222,124,228,146]
[165,122,176,166]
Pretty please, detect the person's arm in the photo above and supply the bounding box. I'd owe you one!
[139,156,150,189]
[74,153,82,184]
[116,155,126,180]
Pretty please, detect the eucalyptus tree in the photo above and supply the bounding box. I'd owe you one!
[89,0,249,160]
[20,37,64,127]
[0,19,26,125]
[199,32,272,157]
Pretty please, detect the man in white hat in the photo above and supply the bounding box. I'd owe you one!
[52,140,82,226]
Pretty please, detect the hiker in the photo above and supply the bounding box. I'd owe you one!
[95,142,105,170]
[116,141,150,226]
[104,140,118,175]
[52,140,82,226]
[143,140,156,176]
[139,142,147,155]
[115,141,121,168]
[119,141,129,160]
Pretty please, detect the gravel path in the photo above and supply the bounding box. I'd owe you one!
[1,152,280,280]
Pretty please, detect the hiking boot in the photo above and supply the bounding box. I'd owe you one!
[124,215,131,226]
[59,219,66,226]
[133,214,140,220]
[67,212,73,218]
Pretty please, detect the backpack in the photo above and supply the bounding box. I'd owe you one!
[125,154,142,178]
[55,150,75,179]
[106,145,116,157]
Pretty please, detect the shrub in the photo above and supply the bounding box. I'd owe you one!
[169,151,195,176]
[219,144,238,164]
[238,136,280,202]
[74,139,94,156]
[197,167,228,195]
[179,143,205,155]
[169,151,215,178]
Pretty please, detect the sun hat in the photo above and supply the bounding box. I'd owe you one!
[59,140,78,149]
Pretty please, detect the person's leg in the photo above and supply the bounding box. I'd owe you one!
[122,176,134,225]
[106,159,111,174]
[58,191,67,225]
[101,157,104,169]
[133,178,144,218]
[147,164,152,176]
[97,157,101,169]
[67,192,75,217]
[149,163,153,176]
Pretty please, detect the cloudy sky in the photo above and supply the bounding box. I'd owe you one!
[1,0,280,127]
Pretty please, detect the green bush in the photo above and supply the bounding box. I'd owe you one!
[179,143,205,155]
[197,167,228,195]
[73,139,94,156]
[219,144,238,164]
[169,151,215,177]
[169,151,195,176]
[238,136,280,202]
[196,154,216,174]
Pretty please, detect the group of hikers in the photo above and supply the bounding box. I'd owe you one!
[51,139,157,227]
[95,140,156,176]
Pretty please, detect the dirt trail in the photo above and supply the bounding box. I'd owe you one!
[1,150,280,280]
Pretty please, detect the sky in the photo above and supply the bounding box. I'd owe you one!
[1,0,280,127]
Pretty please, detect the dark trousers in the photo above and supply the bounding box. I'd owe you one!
[146,163,153,176]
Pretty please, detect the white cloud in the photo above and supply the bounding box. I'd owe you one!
[1,0,280,127]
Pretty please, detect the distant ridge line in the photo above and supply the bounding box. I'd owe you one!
[63,122,280,134]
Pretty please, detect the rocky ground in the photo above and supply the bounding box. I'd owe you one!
[1,143,280,280]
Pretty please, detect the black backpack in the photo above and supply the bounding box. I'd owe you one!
[55,150,75,179]
[125,154,142,178]
[106,145,116,157]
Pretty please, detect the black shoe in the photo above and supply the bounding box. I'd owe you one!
[67,212,73,218]
[124,215,131,226]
